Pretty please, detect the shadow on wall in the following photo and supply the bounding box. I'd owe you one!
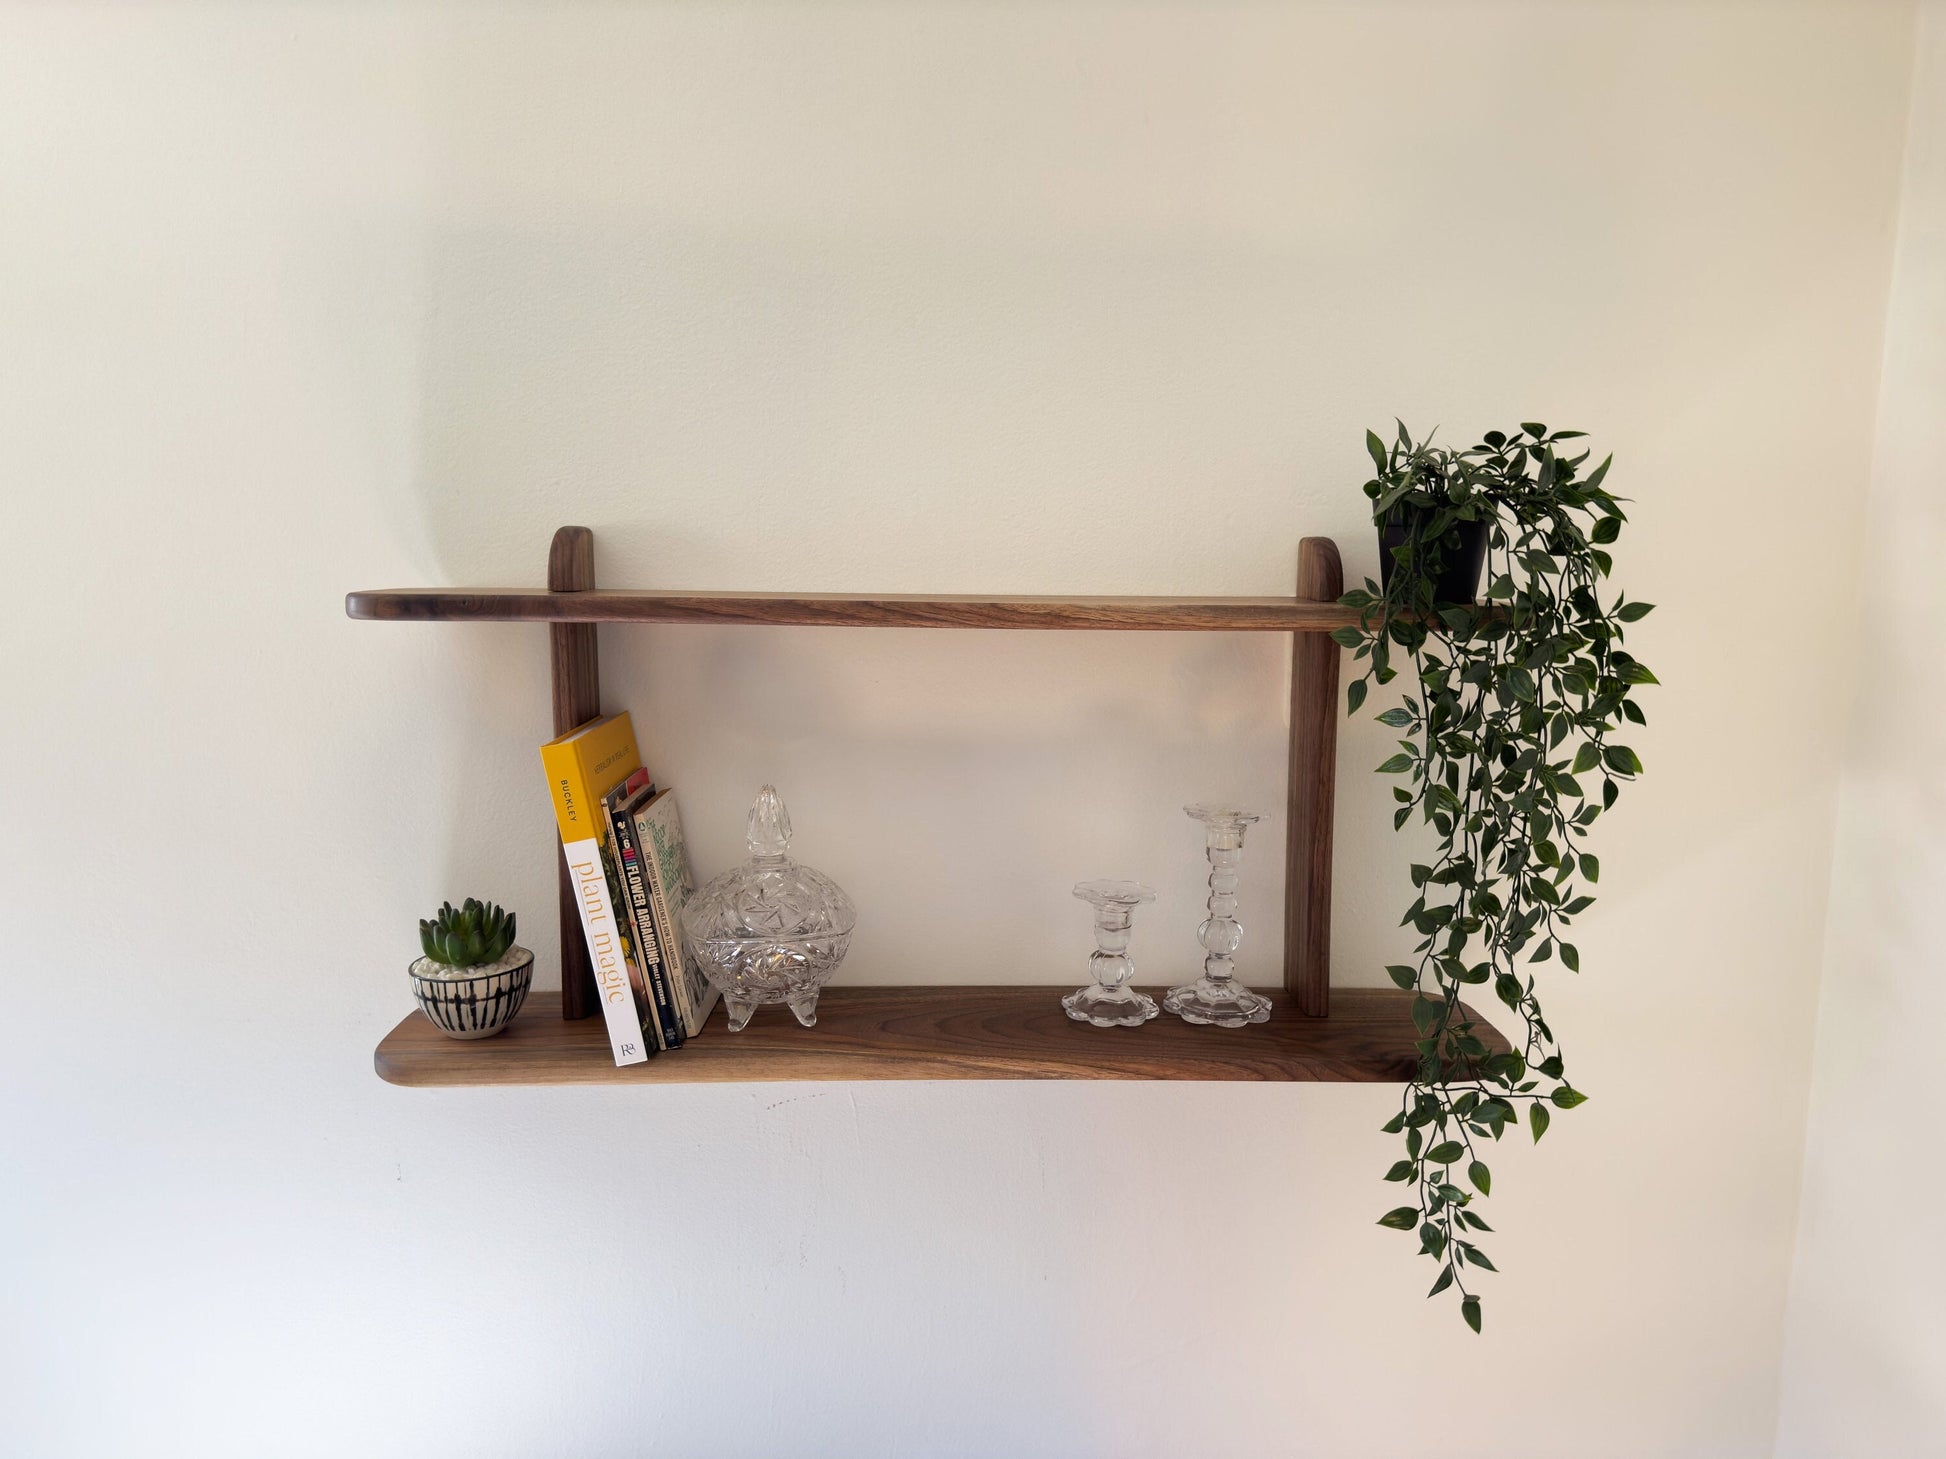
[395,219,1441,989]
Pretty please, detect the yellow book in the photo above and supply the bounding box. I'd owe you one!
[539,712,653,1065]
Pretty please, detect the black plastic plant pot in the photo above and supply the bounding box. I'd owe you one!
[1378,511,1490,606]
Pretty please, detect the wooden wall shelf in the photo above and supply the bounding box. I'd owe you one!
[377,988,1508,1086]
[348,525,1472,1086]
[345,587,1363,632]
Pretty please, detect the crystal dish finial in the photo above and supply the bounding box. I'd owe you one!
[747,784,792,858]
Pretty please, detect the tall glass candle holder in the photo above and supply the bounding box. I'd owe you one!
[1164,805,1270,1027]
[1063,880,1159,1027]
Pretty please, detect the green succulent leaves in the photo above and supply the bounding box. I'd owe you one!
[1346,422,1654,1332]
[419,897,518,967]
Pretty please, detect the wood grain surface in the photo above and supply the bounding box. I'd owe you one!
[346,587,1366,632]
[374,987,1509,1086]
[546,526,602,1020]
[1286,536,1346,1017]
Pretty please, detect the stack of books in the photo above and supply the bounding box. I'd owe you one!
[539,712,720,1066]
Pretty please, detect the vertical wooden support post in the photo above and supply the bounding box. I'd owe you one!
[549,526,602,1020]
[1285,536,1343,1017]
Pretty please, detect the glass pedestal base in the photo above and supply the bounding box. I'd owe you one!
[1062,984,1160,1028]
[1162,978,1271,1028]
[722,987,824,1032]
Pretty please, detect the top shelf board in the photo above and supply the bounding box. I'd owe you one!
[344,588,1363,632]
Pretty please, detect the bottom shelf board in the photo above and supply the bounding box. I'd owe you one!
[375,986,1509,1087]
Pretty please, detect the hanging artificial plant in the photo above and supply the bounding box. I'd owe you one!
[1335,422,1656,1332]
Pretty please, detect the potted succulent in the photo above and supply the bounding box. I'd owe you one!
[1334,423,1656,1331]
[408,898,533,1039]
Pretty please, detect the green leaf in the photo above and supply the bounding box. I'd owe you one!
[1578,853,1599,883]
[1426,1141,1465,1165]
[1551,1086,1589,1109]
[1603,745,1643,775]
[1347,678,1368,714]
[1615,601,1654,622]
[1461,1244,1498,1272]
[1384,1160,1416,1182]
[1377,753,1415,774]
[1378,1207,1420,1231]
[1572,742,1601,774]
[1386,964,1417,991]
[1380,1111,1406,1134]
[1468,1160,1491,1195]
[1462,1295,1482,1334]
[1519,422,1546,438]
[1427,1266,1455,1298]
[1331,625,1365,650]
[1494,973,1523,1009]
[1367,428,1388,475]
[1377,706,1413,728]
[1560,942,1580,972]
[1621,661,1659,685]
[1530,1103,1550,1142]
[1590,516,1622,544]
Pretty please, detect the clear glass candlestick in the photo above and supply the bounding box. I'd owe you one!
[1165,805,1270,1027]
[1064,880,1159,1027]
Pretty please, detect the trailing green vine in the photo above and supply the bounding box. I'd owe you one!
[1336,422,1656,1333]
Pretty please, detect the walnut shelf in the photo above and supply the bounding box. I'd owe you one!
[345,587,1363,632]
[352,524,1386,1083]
[376,988,1509,1087]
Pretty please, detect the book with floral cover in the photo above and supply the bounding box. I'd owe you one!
[629,787,720,1038]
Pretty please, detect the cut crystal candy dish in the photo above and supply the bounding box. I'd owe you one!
[1063,880,1159,1028]
[1164,804,1270,1027]
[682,786,856,1031]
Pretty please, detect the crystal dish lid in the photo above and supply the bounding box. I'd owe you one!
[685,785,856,944]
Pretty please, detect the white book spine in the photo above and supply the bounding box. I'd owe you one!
[560,835,650,1066]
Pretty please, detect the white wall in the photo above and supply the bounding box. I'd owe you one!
[1775,5,1946,1455]
[0,5,1915,1456]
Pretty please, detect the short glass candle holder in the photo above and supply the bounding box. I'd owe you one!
[1164,804,1271,1027]
[1063,880,1159,1028]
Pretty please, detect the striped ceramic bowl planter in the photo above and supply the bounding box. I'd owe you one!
[408,948,534,1040]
